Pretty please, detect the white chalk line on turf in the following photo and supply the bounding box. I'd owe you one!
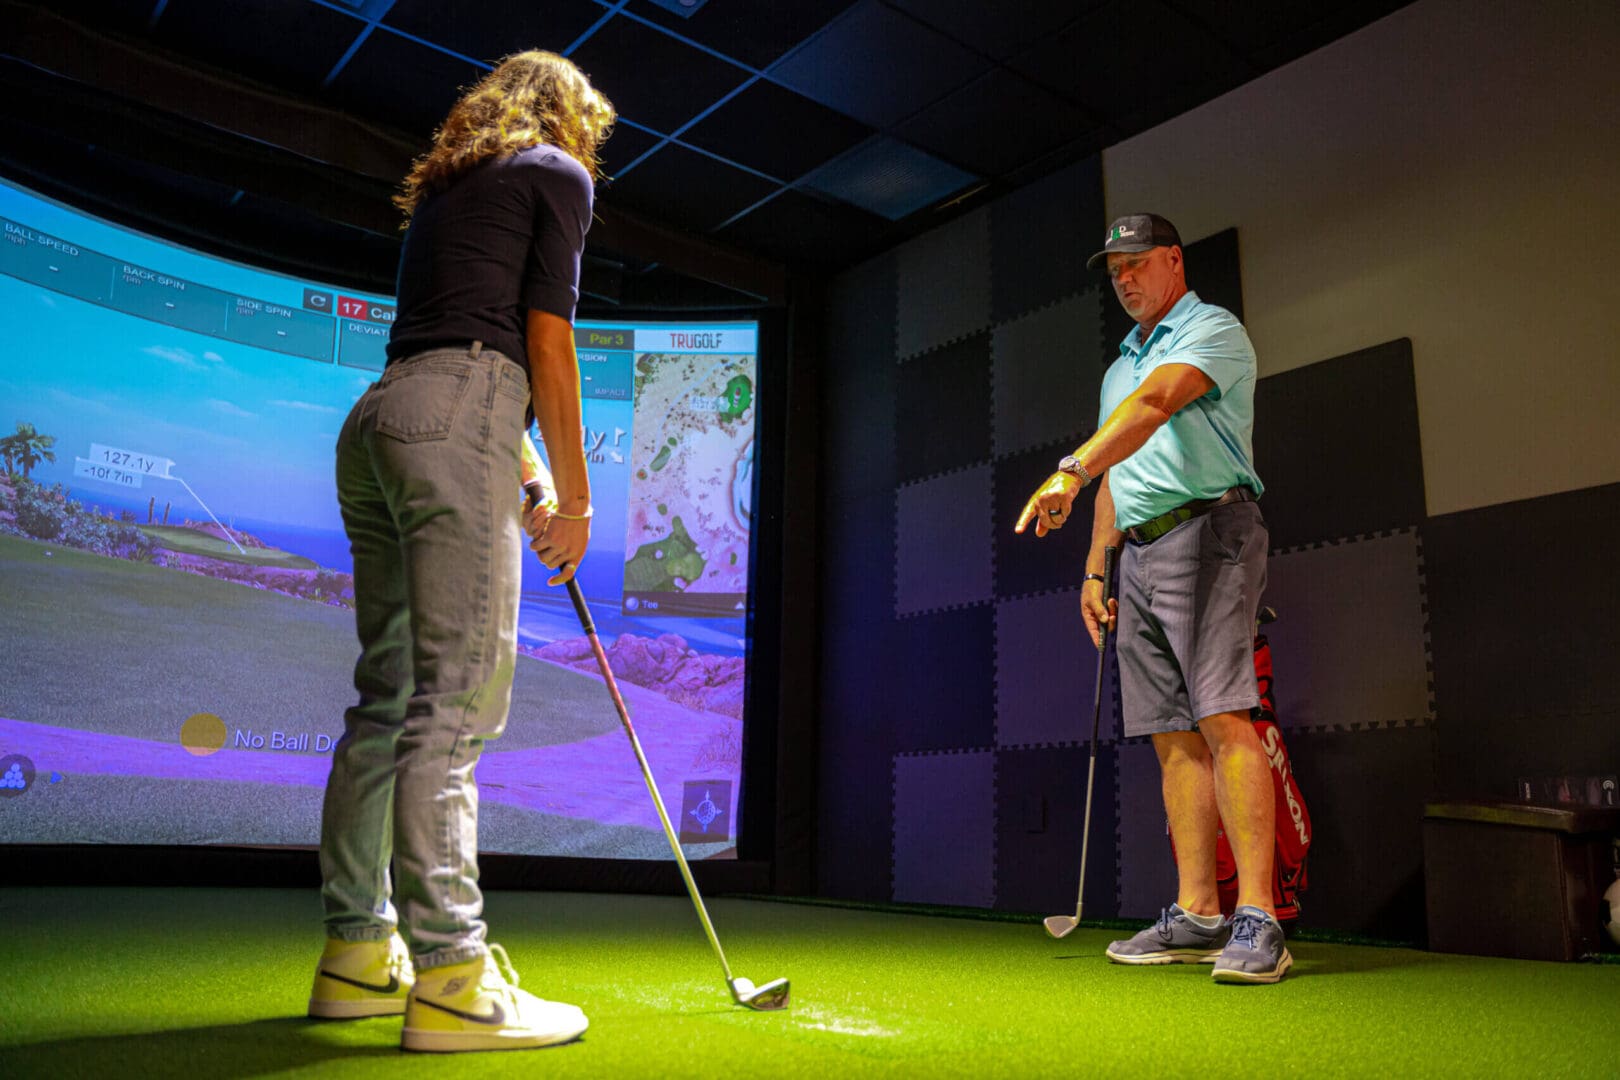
[790,1003,900,1038]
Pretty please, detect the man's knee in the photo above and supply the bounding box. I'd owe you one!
[1197,710,1259,754]
[1153,729,1211,770]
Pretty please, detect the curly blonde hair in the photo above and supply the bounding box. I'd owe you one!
[394,50,615,219]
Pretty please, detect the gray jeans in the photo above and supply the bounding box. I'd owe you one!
[320,345,528,969]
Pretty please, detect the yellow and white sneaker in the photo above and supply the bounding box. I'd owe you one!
[308,932,414,1018]
[402,944,588,1053]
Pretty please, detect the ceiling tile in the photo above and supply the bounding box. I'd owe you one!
[1247,1,1414,69]
[567,12,753,135]
[898,68,1105,178]
[799,135,978,221]
[601,142,779,232]
[1176,0,1409,64]
[885,0,1089,61]
[624,0,858,70]
[597,123,665,183]
[20,0,1426,279]
[768,0,993,129]
[1008,0,1254,132]
[155,0,360,91]
[682,79,874,184]
[382,0,606,62]
[326,30,487,138]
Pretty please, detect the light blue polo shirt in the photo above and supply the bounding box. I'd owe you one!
[1099,290,1263,529]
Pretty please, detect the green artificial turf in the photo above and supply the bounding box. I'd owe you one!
[2,887,1616,1078]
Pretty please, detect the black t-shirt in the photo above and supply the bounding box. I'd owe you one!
[386,145,593,368]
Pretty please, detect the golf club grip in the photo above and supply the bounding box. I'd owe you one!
[1098,543,1118,650]
[564,574,595,635]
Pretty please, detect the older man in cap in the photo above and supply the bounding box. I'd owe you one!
[1014,213,1287,983]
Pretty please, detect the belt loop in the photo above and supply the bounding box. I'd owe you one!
[469,340,483,359]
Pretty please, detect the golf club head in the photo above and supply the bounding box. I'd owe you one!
[729,976,791,1011]
[1043,915,1080,939]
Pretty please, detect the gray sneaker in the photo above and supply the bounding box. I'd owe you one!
[1105,905,1230,964]
[1211,905,1293,984]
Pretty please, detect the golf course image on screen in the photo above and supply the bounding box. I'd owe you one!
[0,175,759,860]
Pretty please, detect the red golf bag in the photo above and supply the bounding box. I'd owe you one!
[1168,621,1312,921]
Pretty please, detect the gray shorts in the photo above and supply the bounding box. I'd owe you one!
[1116,500,1268,737]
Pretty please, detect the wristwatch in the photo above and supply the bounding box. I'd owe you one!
[1057,455,1092,486]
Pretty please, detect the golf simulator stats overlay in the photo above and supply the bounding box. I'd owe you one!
[0,175,758,859]
[575,324,756,618]
[1,217,394,372]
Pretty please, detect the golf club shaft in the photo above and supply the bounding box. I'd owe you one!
[559,572,736,985]
[1076,754,1098,921]
[1073,544,1118,921]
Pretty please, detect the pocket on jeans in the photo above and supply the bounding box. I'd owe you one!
[1204,503,1252,563]
[494,361,530,405]
[374,367,472,443]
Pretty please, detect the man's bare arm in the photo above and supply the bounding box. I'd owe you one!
[1072,362,1215,479]
[1015,363,1215,535]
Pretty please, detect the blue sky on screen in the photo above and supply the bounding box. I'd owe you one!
[0,179,386,540]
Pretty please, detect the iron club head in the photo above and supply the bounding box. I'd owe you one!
[1043,915,1080,939]
[729,976,791,1011]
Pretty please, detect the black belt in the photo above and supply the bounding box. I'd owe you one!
[1126,486,1255,544]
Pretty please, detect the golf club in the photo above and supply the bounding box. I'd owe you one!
[1044,544,1117,940]
[526,487,789,1010]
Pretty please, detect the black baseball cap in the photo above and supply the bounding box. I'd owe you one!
[1086,213,1183,270]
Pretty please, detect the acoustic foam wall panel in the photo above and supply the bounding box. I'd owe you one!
[1251,338,1425,550]
[991,438,1101,599]
[893,749,996,907]
[1283,725,1437,942]
[895,465,993,616]
[993,744,1119,916]
[819,490,897,643]
[896,205,991,358]
[990,290,1107,458]
[816,487,901,903]
[1261,529,1432,733]
[896,330,992,483]
[820,154,1126,911]
[886,604,996,754]
[994,589,1120,748]
[989,157,1104,325]
[823,251,899,500]
[1114,739,1177,920]
[1424,481,1620,797]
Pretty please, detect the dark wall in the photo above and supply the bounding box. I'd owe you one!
[816,168,1620,941]
[817,157,1118,908]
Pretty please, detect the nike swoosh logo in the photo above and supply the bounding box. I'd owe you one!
[415,998,507,1026]
[318,969,400,995]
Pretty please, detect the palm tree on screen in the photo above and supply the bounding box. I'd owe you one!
[1,422,56,478]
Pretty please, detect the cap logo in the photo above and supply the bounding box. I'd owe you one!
[1109,225,1136,241]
